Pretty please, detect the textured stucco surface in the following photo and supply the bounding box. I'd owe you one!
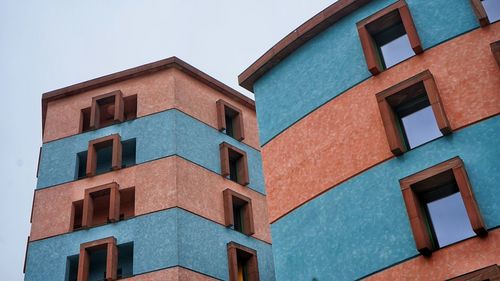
[25,208,274,281]
[37,109,265,194]
[43,68,260,149]
[270,116,500,281]
[365,228,500,281]
[121,266,219,281]
[253,0,480,145]
[263,24,500,222]
[31,156,271,242]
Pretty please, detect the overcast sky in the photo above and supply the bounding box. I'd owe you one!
[0,1,334,280]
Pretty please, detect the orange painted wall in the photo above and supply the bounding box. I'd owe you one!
[43,68,260,149]
[263,23,500,223]
[121,266,218,281]
[30,156,271,243]
[365,228,500,281]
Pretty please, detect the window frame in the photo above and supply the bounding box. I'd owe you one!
[77,237,118,281]
[491,40,500,67]
[399,157,487,256]
[376,70,451,156]
[448,264,500,281]
[357,0,422,75]
[86,134,122,177]
[219,142,249,186]
[89,90,125,130]
[223,189,255,236]
[470,0,494,27]
[82,182,121,228]
[217,99,245,141]
[227,242,259,281]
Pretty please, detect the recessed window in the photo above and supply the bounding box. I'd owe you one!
[220,142,249,186]
[400,157,487,255]
[376,70,451,155]
[491,40,500,67]
[67,237,133,281]
[80,93,137,133]
[71,183,135,230]
[471,0,500,26]
[357,0,422,74]
[217,99,245,141]
[227,242,259,281]
[223,189,255,236]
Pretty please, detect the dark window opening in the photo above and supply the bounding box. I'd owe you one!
[117,242,134,279]
[227,242,259,281]
[88,248,107,281]
[229,156,240,182]
[223,189,255,236]
[123,95,137,121]
[81,107,92,133]
[77,151,88,179]
[66,254,79,281]
[119,187,135,221]
[224,106,241,139]
[233,204,244,233]
[81,93,137,133]
[217,99,245,141]
[95,143,113,175]
[220,142,249,186]
[121,139,136,168]
[71,200,84,231]
[90,188,113,227]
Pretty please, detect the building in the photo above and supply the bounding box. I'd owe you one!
[25,57,275,281]
[239,0,499,280]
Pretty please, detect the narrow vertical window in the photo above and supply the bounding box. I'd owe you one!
[223,189,255,235]
[217,99,245,141]
[357,0,422,74]
[227,242,259,281]
[220,142,249,185]
[399,157,487,255]
[491,40,500,67]
[77,237,118,281]
[376,70,450,155]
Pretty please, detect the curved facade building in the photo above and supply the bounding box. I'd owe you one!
[239,0,500,280]
[25,57,275,281]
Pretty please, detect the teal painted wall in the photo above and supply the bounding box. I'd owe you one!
[270,116,500,281]
[37,109,266,194]
[24,208,275,281]
[253,0,479,145]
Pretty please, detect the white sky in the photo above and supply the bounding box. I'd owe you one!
[0,1,334,280]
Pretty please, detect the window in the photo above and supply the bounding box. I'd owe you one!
[492,40,500,67]
[357,0,422,74]
[76,237,118,281]
[80,92,137,133]
[470,0,500,26]
[223,189,255,235]
[399,157,487,256]
[376,70,451,156]
[217,99,245,141]
[68,237,134,281]
[71,183,135,230]
[220,142,249,185]
[448,264,500,281]
[227,242,259,281]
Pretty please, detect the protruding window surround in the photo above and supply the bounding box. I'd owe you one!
[227,242,259,281]
[86,134,122,177]
[217,99,245,141]
[223,189,255,236]
[220,142,249,186]
[77,237,118,281]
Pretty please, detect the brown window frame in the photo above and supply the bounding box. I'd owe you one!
[227,242,259,281]
[376,70,451,156]
[357,0,422,75]
[82,182,121,228]
[399,157,487,256]
[89,90,125,130]
[469,0,492,27]
[448,264,500,281]
[217,99,245,141]
[77,237,118,281]
[223,189,255,236]
[491,40,500,67]
[220,142,249,186]
[86,134,122,177]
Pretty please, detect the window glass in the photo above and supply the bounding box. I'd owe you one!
[483,0,500,23]
[401,106,442,148]
[426,192,476,247]
[379,34,414,68]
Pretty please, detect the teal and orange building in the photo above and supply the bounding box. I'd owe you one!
[25,57,275,281]
[238,0,499,280]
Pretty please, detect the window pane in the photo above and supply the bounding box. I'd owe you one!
[483,0,500,23]
[380,34,414,68]
[401,106,442,148]
[426,192,475,247]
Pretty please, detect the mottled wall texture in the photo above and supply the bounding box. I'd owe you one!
[247,0,500,280]
[27,62,275,281]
